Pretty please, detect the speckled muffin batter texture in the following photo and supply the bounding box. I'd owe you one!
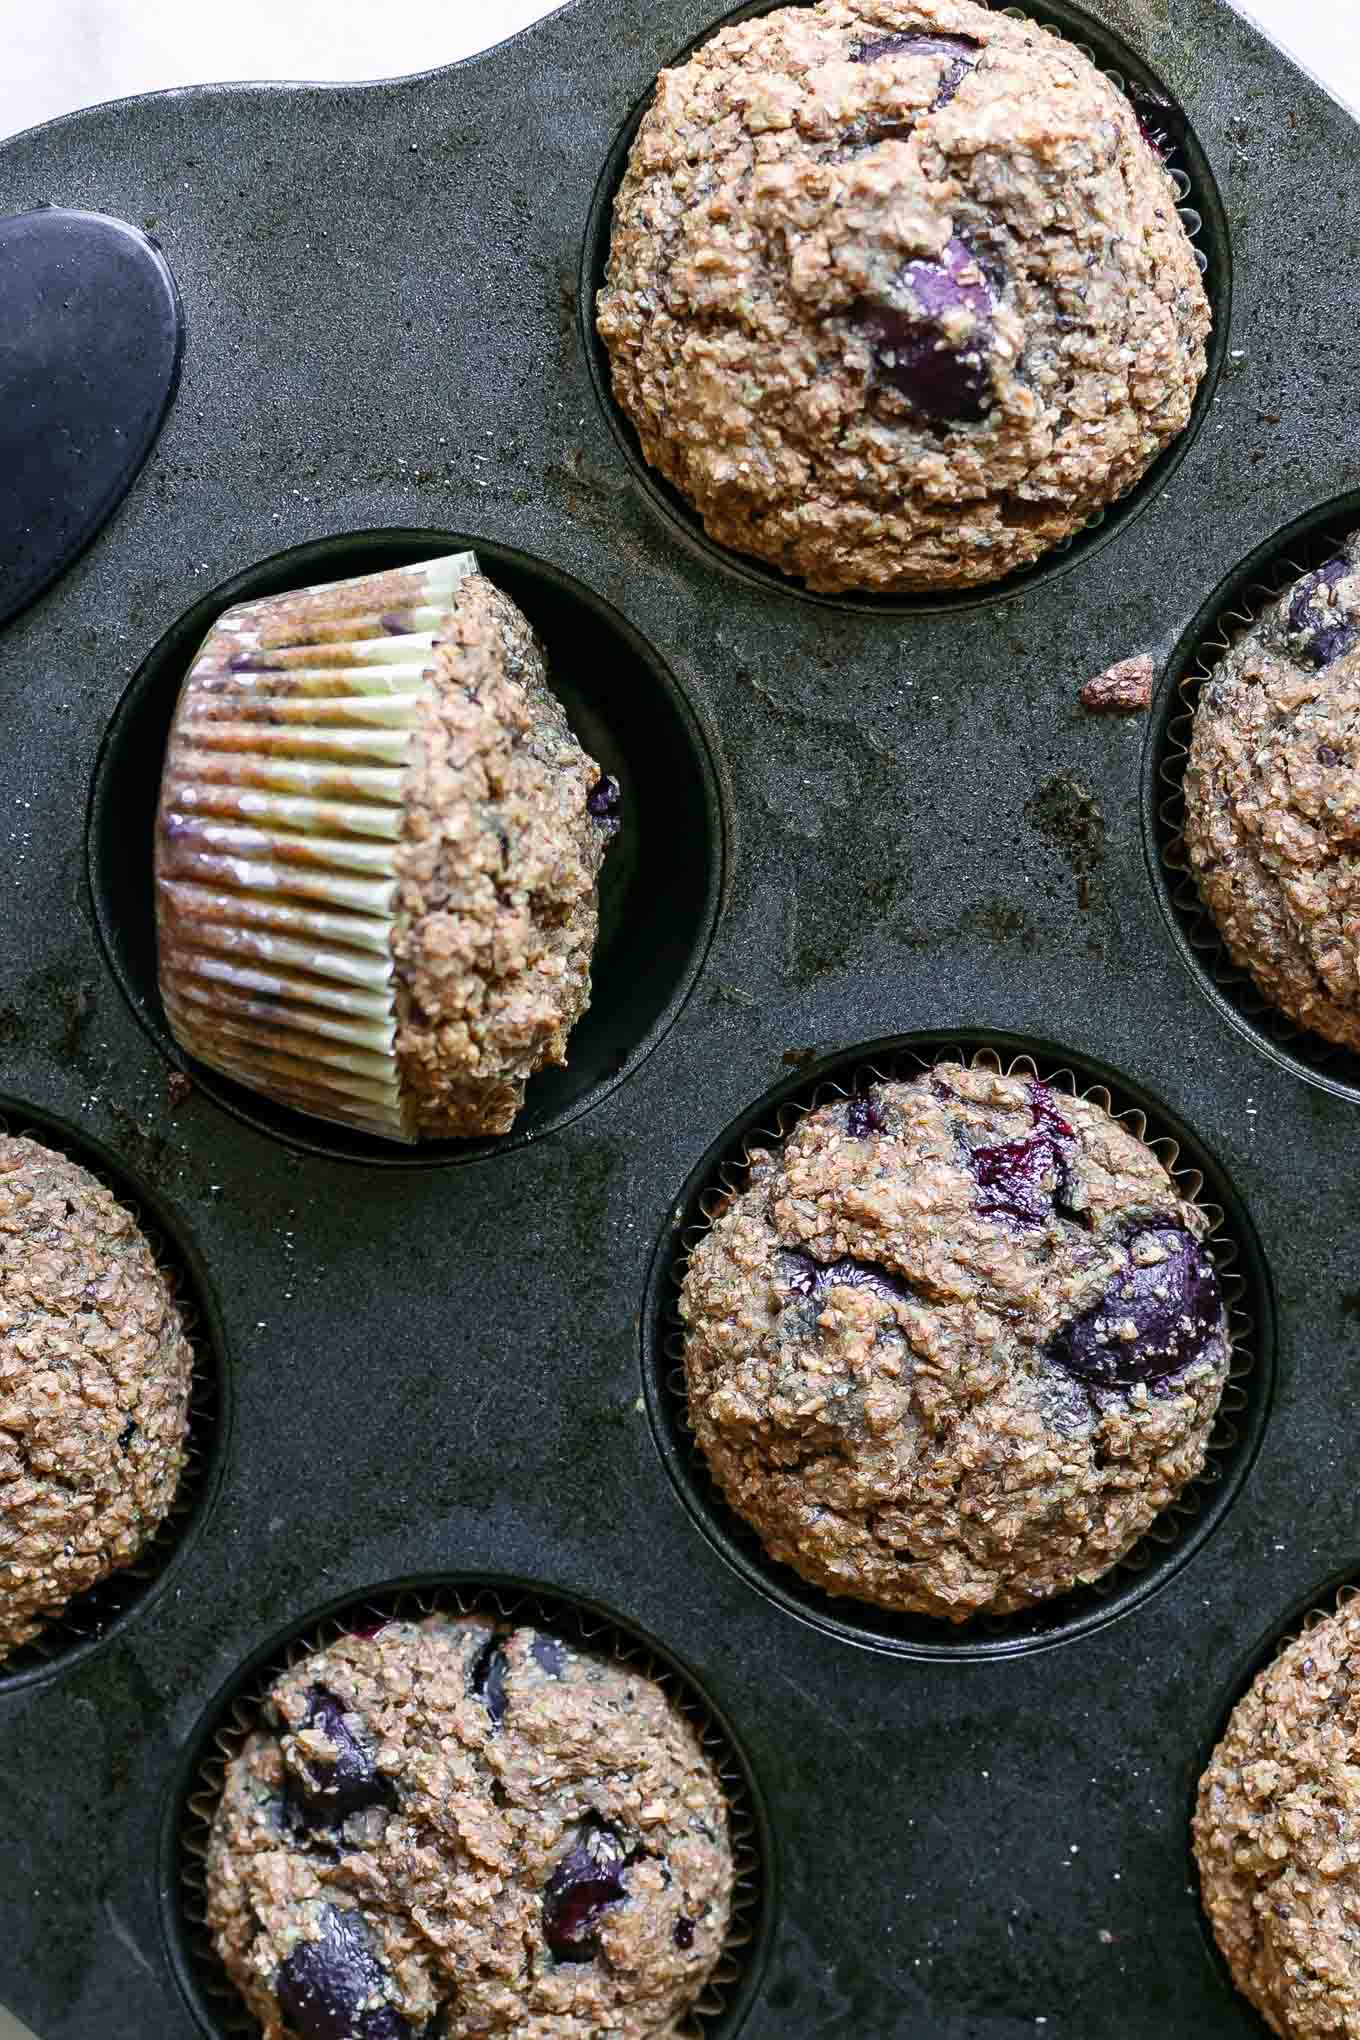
[1194,1599,1360,2039]
[205,1614,733,2039]
[1183,533,1360,1055]
[391,576,612,1138]
[596,0,1210,594]
[0,1137,193,1661]
[680,1063,1230,1619]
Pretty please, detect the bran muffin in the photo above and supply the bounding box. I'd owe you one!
[0,1135,193,1661]
[596,0,1210,595]
[679,1062,1229,1620]
[156,553,618,1143]
[1194,1598,1360,2039]
[1182,533,1360,1054]
[205,1613,733,2038]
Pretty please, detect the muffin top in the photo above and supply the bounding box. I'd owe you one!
[0,1136,193,1661]
[1183,534,1360,1055]
[1194,1599,1360,2040]
[597,0,1210,594]
[679,1063,1229,1619]
[206,1614,733,2039]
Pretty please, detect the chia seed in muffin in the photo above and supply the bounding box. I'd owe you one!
[596,0,1210,595]
[0,1135,193,1661]
[679,1062,1229,1620]
[1182,532,1360,1054]
[205,1613,733,2038]
[1194,1597,1360,2040]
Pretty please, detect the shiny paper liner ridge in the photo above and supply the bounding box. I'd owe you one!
[176,1583,763,2039]
[664,1043,1257,1641]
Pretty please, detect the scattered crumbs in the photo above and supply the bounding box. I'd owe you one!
[1099,1929,1115,1945]
[1079,653,1154,714]
[781,1046,817,1068]
[166,1071,192,1110]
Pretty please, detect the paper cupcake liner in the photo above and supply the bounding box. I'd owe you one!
[155,551,480,1143]
[660,1042,1261,1645]
[1154,520,1360,1093]
[0,1107,220,1685]
[175,1583,764,2040]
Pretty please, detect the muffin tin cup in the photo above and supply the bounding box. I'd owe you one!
[165,1577,771,2040]
[580,0,1232,616]
[642,1030,1274,1662]
[0,1095,230,1693]
[88,529,728,1166]
[1185,1568,1360,2027]
[1143,490,1360,1106]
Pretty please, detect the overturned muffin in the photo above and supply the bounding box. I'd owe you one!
[156,553,617,1142]
[596,0,1210,595]
[1194,1598,1360,2040]
[1183,534,1360,1053]
[679,1062,1229,1620]
[205,1613,733,2039]
[0,1136,193,1661]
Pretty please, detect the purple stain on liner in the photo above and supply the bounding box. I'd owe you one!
[542,1817,635,1962]
[853,30,980,108]
[855,237,996,423]
[274,1906,412,2040]
[286,1686,395,1825]
[1045,1222,1223,1391]
[228,651,284,673]
[379,609,418,634]
[530,1633,568,1676]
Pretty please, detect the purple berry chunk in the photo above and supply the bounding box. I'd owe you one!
[530,1633,567,1677]
[275,1907,412,2040]
[288,1687,394,1825]
[853,30,980,107]
[1318,745,1345,767]
[967,1081,1077,1227]
[675,1916,696,1951]
[846,1090,887,1138]
[782,1251,918,1309]
[1287,557,1359,669]
[1045,1223,1223,1391]
[855,238,996,422]
[470,1635,508,1725]
[117,1417,138,1452]
[1127,83,1187,159]
[543,1817,634,1962]
[587,775,621,820]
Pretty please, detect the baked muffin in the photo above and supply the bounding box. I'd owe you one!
[1182,534,1360,1053]
[205,1613,733,2039]
[679,1062,1229,1620]
[0,1135,193,1661]
[156,552,618,1143]
[596,0,1210,595]
[1194,1598,1360,2039]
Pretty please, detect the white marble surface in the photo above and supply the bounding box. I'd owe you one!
[0,2,1356,2037]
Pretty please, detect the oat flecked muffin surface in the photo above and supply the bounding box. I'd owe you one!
[596,0,1211,595]
[0,1136,193,1661]
[679,1063,1230,1619]
[1194,1599,1360,2039]
[157,556,617,1142]
[206,1614,733,2039]
[1183,533,1360,1054]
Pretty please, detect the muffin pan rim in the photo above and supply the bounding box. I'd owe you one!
[0,1089,233,1696]
[157,1570,777,2040]
[84,525,731,1169]
[640,1027,1278,1663]
[578,0,1235,617]
[1140,487,1360,1110]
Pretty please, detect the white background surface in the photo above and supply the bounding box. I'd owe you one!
[0,2,1356,2037]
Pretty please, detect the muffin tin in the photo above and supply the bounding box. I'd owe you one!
[0,1,1357,2034]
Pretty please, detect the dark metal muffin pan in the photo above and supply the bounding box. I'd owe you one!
[1,1,1357,2033]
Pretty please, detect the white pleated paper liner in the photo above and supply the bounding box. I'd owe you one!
[581,0,1225,615]
[170,1581,767,2040]
[155,551,480,1144]
[1187,1568,1360,2026]
[1151,512,1360,1100]
[646,1036,1273,1661]
[0,1098,225,1689]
